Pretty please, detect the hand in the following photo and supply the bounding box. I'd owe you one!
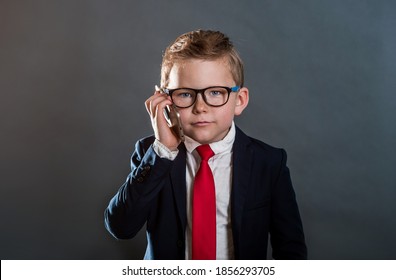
[145,89,181,151]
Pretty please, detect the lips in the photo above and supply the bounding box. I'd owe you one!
[191,121,212,126]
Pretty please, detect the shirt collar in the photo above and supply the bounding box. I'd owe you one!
[184,121,236,155]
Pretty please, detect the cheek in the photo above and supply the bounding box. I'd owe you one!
[223,100,239,118]
[177,109,190,124]
[215,107,237,125]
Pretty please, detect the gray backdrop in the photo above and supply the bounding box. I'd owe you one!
[1,0,395,259]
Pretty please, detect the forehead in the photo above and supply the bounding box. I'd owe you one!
[168,58,235,88]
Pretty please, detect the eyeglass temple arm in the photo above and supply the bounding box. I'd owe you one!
[231,86,240,92]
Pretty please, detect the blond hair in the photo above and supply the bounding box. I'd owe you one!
[161,30,244,88]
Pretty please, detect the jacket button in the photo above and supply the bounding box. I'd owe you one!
[141,166,150,177]
[137,177,144,183]
[177,240,183,247]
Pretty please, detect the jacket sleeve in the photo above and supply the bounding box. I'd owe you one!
[270,149,308,259]
[104,138,173,239]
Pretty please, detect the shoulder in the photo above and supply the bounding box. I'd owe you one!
[135,135,156,151]
[234,126,287,165]
[128,135,156,161]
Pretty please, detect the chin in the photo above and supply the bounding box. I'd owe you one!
[185,125,229,144]
[188,132,223,144]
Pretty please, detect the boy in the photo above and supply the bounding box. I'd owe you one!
[104,30,307,260]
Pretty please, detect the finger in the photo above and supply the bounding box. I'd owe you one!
[144,97,151,114]
[145,92,163,114]
[144,89,165,112]
[146,94,171,118]
[155,97,173,117]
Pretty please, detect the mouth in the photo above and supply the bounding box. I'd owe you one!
[191,121,212,127]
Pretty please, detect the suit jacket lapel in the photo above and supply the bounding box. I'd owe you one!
[231,127,253,258]
[170,143,187,233]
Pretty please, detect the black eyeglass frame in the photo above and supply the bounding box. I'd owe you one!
[162,86,241,108]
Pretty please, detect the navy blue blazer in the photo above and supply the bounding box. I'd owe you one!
[105,126,307,259]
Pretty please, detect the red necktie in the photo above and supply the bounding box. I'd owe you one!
[192,144,216,260]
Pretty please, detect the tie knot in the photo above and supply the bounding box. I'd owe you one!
[196,144,214,161]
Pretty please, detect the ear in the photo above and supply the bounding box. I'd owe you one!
[234,87,249,116]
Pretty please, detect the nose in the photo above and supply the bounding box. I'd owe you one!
[192,93,208,113]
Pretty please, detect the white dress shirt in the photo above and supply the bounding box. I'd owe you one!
[153,122,236,259]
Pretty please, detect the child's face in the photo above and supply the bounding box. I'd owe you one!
[167,58,249,144]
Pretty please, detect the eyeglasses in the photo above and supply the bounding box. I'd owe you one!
[162,86,240,108]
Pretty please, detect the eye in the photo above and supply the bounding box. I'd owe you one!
[207,88,227,97]
[177,92,192,98]
[174,89,194,99]
[209,90,222,96]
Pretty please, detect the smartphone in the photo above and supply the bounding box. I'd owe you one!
[155,85,185,142]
